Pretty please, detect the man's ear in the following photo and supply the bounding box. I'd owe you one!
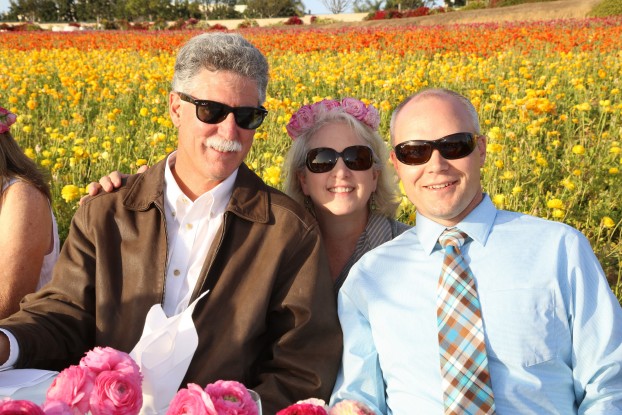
[477,134,487,167]
[169,92,182,128]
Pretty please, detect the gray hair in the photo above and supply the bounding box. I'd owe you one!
[389,88,480,145]
[283,109,401,219]
[172,33,269,103]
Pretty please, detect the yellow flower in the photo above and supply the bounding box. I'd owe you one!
[601,216,615,229]
[492,194,506,209]
[136,159,148,167]
[61,184,80,203]
[609,167,619,175]
[139,108,149,117]
[547,198,564,209]
[512,186,523,195]
[571,145,585,155]
[552,209,565,219]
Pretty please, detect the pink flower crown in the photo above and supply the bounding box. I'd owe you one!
[286,98,380,140]
[0,107,17,134]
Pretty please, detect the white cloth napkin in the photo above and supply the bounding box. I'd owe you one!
[0,369,58,403]
[130,291,209,415]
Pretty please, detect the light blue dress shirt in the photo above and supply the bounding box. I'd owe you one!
[331,195,622,414]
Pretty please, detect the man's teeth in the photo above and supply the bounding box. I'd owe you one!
[427,183,451,189]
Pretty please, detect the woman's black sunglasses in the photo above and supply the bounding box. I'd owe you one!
[305,145,374,174]
[393,132,478,165]
[177,92,268,130]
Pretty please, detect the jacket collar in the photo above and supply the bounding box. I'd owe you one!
[122,159,270,224]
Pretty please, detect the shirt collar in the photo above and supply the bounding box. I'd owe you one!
[163,151,237,215]
[416,193,497,255]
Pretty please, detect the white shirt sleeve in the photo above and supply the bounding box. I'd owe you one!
[0,328,19,370]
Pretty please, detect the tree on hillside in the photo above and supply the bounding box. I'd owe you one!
[383,0,423,10]
[352,0,381,12]
[245,0,303,17]
[321,0,353,14]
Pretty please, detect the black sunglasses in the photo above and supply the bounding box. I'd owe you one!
[393,132,478,165]
[305,145,374,174]
[177,92,268,130]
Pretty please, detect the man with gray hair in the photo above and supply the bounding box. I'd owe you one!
[331,88,622,414]
[0,33,342,414]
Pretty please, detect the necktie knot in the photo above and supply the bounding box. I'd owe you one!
[439,227,468,250]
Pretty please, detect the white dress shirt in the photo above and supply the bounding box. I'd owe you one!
[162,152,235,316]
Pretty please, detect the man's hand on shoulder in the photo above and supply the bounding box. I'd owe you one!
[79,165,149,205]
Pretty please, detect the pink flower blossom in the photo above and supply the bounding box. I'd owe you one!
[0,107,17,134]
[204,380,258,415]
[40,400,72,415]
[286,105,315,139]
[166,383,217,415]
[276,403,328,415]
[361,105,380,131]
[89,371,143,415]
[45,365,96,415]
[0,398,45,415]
[340,98,368,121]
[80,346,141,378]
[312,99,340,113]
[328,400,376,415]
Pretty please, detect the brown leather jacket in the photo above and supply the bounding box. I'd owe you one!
[1,160,342,414]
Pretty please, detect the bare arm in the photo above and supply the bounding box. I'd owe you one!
[0,181,52,319]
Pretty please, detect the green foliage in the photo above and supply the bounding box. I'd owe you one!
[384,0,423,10]
[206,4,243,19]
[589,0,622,17]
[460,1,485,10]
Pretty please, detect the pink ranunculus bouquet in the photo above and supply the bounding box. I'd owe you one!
[166,383,216,415]
[168,380,258,415]
[0,398,45,414]
[328,400,376,415]
[44,347,143,415]
[276,398,329,415]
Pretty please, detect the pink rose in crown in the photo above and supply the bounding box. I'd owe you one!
[328,400,376,415]
[80,346,141,378]
[40,400,72,415]
[45,365,96,415]
[0,107,17,134]
[204,380,258,415]
[312,99,340,113]
[0,398,45,415]
[286,105,314,139]
[340,98,368,121]
[166,383,217,415]
[361,105,380,131]
[89,371,143,415]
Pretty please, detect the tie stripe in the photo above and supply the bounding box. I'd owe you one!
[437,228,496,415]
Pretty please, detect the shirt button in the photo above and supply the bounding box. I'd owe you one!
[171,211,176,217]
[186,223,193,230]
[173,269,180,277]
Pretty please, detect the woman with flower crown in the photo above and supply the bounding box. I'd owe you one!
[283,98,410,291]
[0,106,60,318]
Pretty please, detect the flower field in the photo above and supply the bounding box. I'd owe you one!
[0,18,620,302]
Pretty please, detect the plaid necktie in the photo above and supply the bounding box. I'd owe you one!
[436,228,495,415]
